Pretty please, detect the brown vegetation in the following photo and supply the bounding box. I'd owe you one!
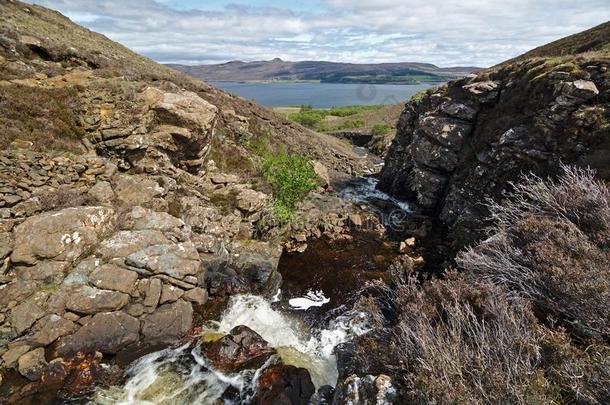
[0,84,84,152]
[357,166,610,404]
[459,166,610,339]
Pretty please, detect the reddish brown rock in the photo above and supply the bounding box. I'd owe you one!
[201,325,276,373]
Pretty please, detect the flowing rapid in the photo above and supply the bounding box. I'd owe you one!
[91,294,371,404]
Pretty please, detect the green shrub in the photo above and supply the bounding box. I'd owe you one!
[262,151,317,225]
[288,110,327,129]
[410,89,429,105]
[371,123,391,136]
[339,119,365,130]
[328,105,382,117]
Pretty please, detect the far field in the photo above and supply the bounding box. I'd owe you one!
[273,103,403,155]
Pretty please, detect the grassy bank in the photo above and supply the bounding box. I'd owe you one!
[275,104,386,132]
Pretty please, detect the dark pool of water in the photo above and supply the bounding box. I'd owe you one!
[277,231,398,319]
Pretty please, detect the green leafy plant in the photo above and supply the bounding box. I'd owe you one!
[262,150,317,225]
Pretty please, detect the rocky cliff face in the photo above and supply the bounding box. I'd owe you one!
[379,39,609,247]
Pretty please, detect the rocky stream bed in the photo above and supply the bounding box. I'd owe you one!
[0,165,423,404]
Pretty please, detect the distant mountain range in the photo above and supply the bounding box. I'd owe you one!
[167,59,482,84]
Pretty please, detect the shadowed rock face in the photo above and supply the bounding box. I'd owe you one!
[379,55,609,248]
[254,364,316,405]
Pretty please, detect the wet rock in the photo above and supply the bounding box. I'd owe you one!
[310,385,335,405]
[56,312,140,356]
[142,299,193,344]
[64,286,130,315]
[88,264,138,294]
[11,206,116,265]
[18,348,48,381]
[254,364,315,405]
[201,325,276,373]
[333,374,397,405]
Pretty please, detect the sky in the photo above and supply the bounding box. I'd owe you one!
[32,0,610,67]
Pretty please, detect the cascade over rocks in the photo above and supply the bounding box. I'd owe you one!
[379,57,609,248]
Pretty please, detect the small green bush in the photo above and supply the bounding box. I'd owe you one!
[410,89,429,104]
[262,151,317,225]
[339,119,365,129]
[288,110,327,129]
[371,123,391,136]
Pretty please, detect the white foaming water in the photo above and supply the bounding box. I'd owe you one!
[339,177,411,213]
[288,290,330,310]
[92,294,370,404]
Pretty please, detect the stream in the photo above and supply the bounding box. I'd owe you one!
[80,177,409,404]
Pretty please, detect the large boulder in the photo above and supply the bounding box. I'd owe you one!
[64,285,130,315]
[11,207,116,265]
[141,299,193,344]
[201,325,277,373]
[142,87,218,172]
[56,312,140,356]
[88,264,138,294]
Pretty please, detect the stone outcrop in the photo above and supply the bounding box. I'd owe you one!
[379,56,609,247]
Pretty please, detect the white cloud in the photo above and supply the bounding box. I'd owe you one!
[31,0,610,67]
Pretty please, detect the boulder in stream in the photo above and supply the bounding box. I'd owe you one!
[201,325,276,373]
[254,364,315,405]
